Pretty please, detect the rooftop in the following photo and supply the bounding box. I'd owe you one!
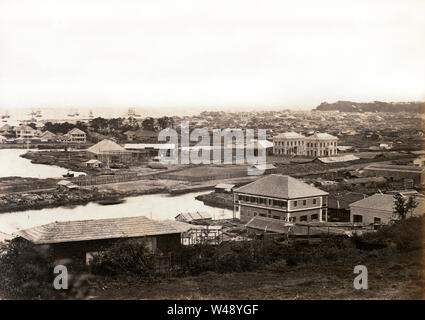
[234,175,328,199]
[15,216,181,244]
[87,139,126,154]
[365,163,424,173]
[175,212,212,221]
[305,132,338,140]
[67,128,86,135]
[274,132,305,139]
[349,193,425,214]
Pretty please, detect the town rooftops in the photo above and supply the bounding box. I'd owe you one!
[15,216,181,244]
[233,175,328,199]
[87,139,126,154]
[274,132,305,139]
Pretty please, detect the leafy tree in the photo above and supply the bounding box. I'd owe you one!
[393,193,408,220]
[158,116,174,129]
[406,196,418,218]
[142,117,155,131]
[28,122,37,130]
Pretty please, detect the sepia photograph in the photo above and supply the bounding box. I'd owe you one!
[0,0,424,309]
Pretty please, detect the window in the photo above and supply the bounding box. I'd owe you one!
[311,214,319,221]
[303,200,307,206]
[293,200,297,207]
[374,217,381,224]
[273,215,280,220]
[312,198,317,205]
[353,215,363,223]
[300,215,308,222]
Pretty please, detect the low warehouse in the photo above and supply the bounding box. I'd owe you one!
[349,193,424,225]
[14,216,182,263]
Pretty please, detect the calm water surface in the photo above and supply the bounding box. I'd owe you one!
[0,149,85,178]
[0,191,234,235]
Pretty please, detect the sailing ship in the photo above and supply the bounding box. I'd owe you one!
[127,107,141,117]
[35,108,42,118]
[89,110,94,118]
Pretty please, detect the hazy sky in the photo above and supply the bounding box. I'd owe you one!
[0,0,424,111]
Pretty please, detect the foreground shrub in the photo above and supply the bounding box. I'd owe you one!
[0,239,93,299]
[352,216,424,251]
[0,239,55,299]
[90,239,156,276]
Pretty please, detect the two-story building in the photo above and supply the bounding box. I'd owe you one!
[272,132,305,156]
[305,132,338,157]
[273,131,338,157]
[61,128,87,143]
[233,174,329,223]
[14,125,37,140]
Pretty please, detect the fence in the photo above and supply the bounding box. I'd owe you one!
[71,173,149,186]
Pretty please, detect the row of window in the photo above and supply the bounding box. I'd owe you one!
[274,141,337,148]
[352,215,382,224]
[238,195,320,208]
[274,140,304,147]
[247,211,320,222]
[238,195,288,207]
[306,142,336,147]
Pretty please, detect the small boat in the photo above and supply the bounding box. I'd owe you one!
[62,171,74,178]
[97,198,125,205]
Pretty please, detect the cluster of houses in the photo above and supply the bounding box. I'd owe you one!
[11,173,423,264]
[231,174,424,233]
[0,124,87,144]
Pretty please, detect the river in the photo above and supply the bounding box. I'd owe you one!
[0,191,234,237]
[0,149,84,178]
[0,148,234,239]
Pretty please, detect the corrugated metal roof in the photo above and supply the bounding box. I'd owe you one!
[245,216,293,233]
[175,212,212,221]
[15,216,181,244]
[234,175,328,199]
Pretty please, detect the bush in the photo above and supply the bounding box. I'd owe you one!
[0,239,55,299]
[90,239,156,276]
[0,239,93,299]
[353,216,424,251]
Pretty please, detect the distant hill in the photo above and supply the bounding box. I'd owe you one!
[315,101,425,113]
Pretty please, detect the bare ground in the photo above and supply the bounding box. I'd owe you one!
[88,249,424,300]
